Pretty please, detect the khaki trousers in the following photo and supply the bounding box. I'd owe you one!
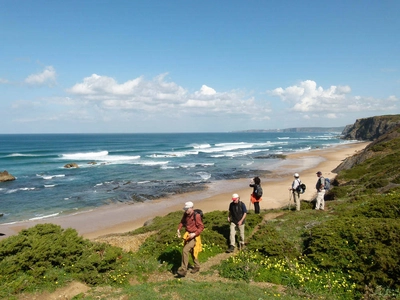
[230,222,245,248]
[181,238,200,271]
[293,191,301,211]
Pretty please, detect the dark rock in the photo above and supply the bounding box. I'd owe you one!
[0,170,16,182]
[64,163,79,168]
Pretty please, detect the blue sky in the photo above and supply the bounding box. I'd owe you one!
[1,0,399,133]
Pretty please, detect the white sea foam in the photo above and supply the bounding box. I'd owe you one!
[29,212,59,221]
[149,151,198,158]
[7,153,39,157]
[61,150,109,160]
[6,187,36,194]
[20,187,36,191]
[190,143,211,149]
[160,165,178,169]
[196,171,211,180]
[134,161,169,166]
[37,174,66,180]
[180,163,197,168]
[60,151,140,165]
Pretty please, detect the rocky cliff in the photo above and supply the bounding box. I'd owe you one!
[341,114,400,141]
[333,121,400,173]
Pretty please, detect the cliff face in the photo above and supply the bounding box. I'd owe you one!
[333,122,400,173]
[342,114,400,141]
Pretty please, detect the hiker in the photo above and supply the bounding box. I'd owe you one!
[315,171,325,210]
[227,193,247,253]
[176,201,204,277]
[249,176,262,214]
[289,173,301,211]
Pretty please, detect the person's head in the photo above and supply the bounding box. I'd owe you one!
[294,173,300,178]
[183,201,194,214]
[232,193,240,203]
[253,176,261,185]
[316,171,322,177]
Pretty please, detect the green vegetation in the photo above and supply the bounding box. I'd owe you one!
[1,125,400,299]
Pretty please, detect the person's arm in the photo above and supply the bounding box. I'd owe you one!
[177,215,185,237]
[238,202,247,225]
[238,212,247,225]
[319,178,325,191]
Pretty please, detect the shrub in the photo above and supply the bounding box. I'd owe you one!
[247,223,299,260]
[0,224,125,296]
[303,217,400,291]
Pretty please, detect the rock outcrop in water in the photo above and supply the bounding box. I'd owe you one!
[64,163,79,168]
[0,170,16,182]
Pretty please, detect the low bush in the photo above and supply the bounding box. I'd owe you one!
[0,224,125,296]
[303,216,400,291]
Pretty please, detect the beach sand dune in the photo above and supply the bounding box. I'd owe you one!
[0,142,369,241]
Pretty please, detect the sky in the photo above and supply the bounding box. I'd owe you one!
[1,0,399,133]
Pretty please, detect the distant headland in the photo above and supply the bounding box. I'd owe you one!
[235,126,345,133]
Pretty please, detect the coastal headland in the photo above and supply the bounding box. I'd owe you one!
[0,142,369,241]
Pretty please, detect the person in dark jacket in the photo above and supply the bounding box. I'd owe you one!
[227,193,247,253]
[176,201,204,277]
[249,176,262,214]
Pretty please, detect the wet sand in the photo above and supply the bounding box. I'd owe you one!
[0,142,369,241]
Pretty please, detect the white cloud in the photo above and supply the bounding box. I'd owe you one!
[198,85,216,95]
[67,73,268,117]
[25,66,57,86]
[268,80,398,114]
[0,78,9,84]
[269,80,351,112]
[67,73,187,105]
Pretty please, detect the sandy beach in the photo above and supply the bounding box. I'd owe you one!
[0,142,369,241]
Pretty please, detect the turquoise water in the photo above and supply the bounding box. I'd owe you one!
[0,132,349,223]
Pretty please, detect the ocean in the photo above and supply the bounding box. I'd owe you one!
[0,132,353,224]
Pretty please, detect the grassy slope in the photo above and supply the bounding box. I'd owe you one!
[2,126,400,300]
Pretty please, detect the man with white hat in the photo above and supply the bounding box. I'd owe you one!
[176,201,204,277]
[227,193,247,253]
[289,173,302,211]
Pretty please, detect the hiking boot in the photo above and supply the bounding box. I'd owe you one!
[177,267,187,277]
[239,243,246,251]
[226,245,235,253]
[190,266,200,274]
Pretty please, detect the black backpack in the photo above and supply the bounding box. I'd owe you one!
[193,209,204,224]
[296,183,306,194]
[295,180,306,194]
[255,185,263,199]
